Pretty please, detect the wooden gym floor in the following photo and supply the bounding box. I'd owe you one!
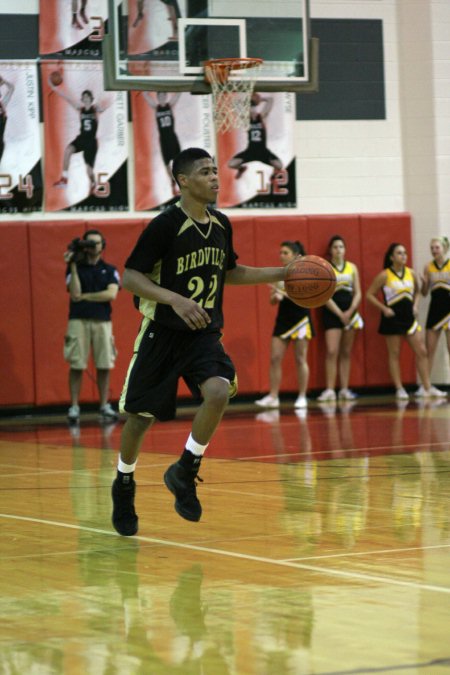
[0,395,449,674]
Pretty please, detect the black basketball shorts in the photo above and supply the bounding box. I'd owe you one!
[120,319,237,421]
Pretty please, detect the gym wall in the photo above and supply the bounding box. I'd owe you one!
[0,213,413,407]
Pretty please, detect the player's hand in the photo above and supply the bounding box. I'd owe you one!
[171,295,211,330]
[64,250,75,263]
[341,309,352,325]
[383,307,395,318]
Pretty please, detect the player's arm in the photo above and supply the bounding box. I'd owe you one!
[48,78,80,110]
[366,271,394,317]
[0,77,14,106]
[260,96,273,118]
[420,264,430,296]
[225,264,285,285]
[80,283,119,303]
[123,268,210,330]
[142,92,157,108]
[412,270,421,317]
[169,92,181,107]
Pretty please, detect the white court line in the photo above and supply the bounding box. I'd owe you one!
[238,440,450,461]
[283,543,450,562]
[1,513,449,596]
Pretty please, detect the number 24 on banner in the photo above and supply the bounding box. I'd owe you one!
[0,174,35,200]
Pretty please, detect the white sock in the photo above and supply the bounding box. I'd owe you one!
[118,458,137,473]
[185,433,208,456]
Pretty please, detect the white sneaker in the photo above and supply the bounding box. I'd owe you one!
[396,387,409,400]
[99,402,119,422]
[255,394,280,408]
[294,395,308,408]
[67,404,80,422]
[429,385,447,398]
[338,388,357,400]
[317,388,336,402]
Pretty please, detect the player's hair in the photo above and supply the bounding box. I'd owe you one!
[84,229,106,249]
[281,240,305,256]
[327,235,346,255]
[172,148,212,186]
[383,242,403,269]
[81,89,94,101]
[430,236,450,253]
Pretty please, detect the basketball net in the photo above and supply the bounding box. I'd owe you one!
[204,57,263,134]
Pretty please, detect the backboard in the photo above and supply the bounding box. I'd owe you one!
[103,0,318,93]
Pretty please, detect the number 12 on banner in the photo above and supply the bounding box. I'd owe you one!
[0,174,34,200]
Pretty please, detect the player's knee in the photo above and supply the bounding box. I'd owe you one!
[126,413,153,434]
[202,378,229,410]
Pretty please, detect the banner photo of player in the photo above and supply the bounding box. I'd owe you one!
[39,0,107,58]
[42,61,128,212]
[216,92,297,209]
[128,0,185,56]
[131,87,214,210]
[0,61,43,214]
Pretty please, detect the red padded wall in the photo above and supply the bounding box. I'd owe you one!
[254,216,310,395]
[0,213,413,407]
[307,215,366,389]
[0,223,35,405]
[29,221,87,405]
[222,216,260,394]
[359,214,415,386]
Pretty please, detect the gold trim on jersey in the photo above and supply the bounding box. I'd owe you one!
[383,267,415,306]
[407,320,421,335]
[177,205,226,239]
[137,261,161,320]
[332,260,355,293]
[427,258,450,293]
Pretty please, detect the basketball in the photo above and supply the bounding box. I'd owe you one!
[284,255,337,308]
[50,71,63,86]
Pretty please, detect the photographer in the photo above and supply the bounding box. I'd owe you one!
[64,229,120,424]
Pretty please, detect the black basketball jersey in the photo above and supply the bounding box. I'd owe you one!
[247,114,267,147]
[79,106,98,140]
[125,203,238,331]
[156,104,175,138]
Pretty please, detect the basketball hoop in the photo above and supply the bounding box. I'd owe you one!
[204,57,263,134]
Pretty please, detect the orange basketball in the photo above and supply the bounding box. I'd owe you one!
[284,255,337,308]
[50,71,63,86]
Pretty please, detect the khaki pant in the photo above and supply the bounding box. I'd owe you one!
[64,319,117,369]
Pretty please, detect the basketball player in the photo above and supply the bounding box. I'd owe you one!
[142,91,181,194]
[228,94,283,179]
[420,236,450,394]
[49,80,107,194]
[0,75,14,164]
[72,0,88,29]
[366,243,445,400]
[255,241,314,410]
[111,147,287,536]
[132,0,181,36]
[317,236,363,403]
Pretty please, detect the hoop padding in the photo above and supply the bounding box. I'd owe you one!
[204,58,263,134]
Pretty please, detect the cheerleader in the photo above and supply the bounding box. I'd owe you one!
[420,236,449,393]
[255,241,314,409]
[317,235,363,402]
[366,242,444,399]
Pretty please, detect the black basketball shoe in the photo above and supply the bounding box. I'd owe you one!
[112,478,139,536]
[164,461,203,522]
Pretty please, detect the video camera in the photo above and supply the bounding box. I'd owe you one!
[68,237,97,263]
